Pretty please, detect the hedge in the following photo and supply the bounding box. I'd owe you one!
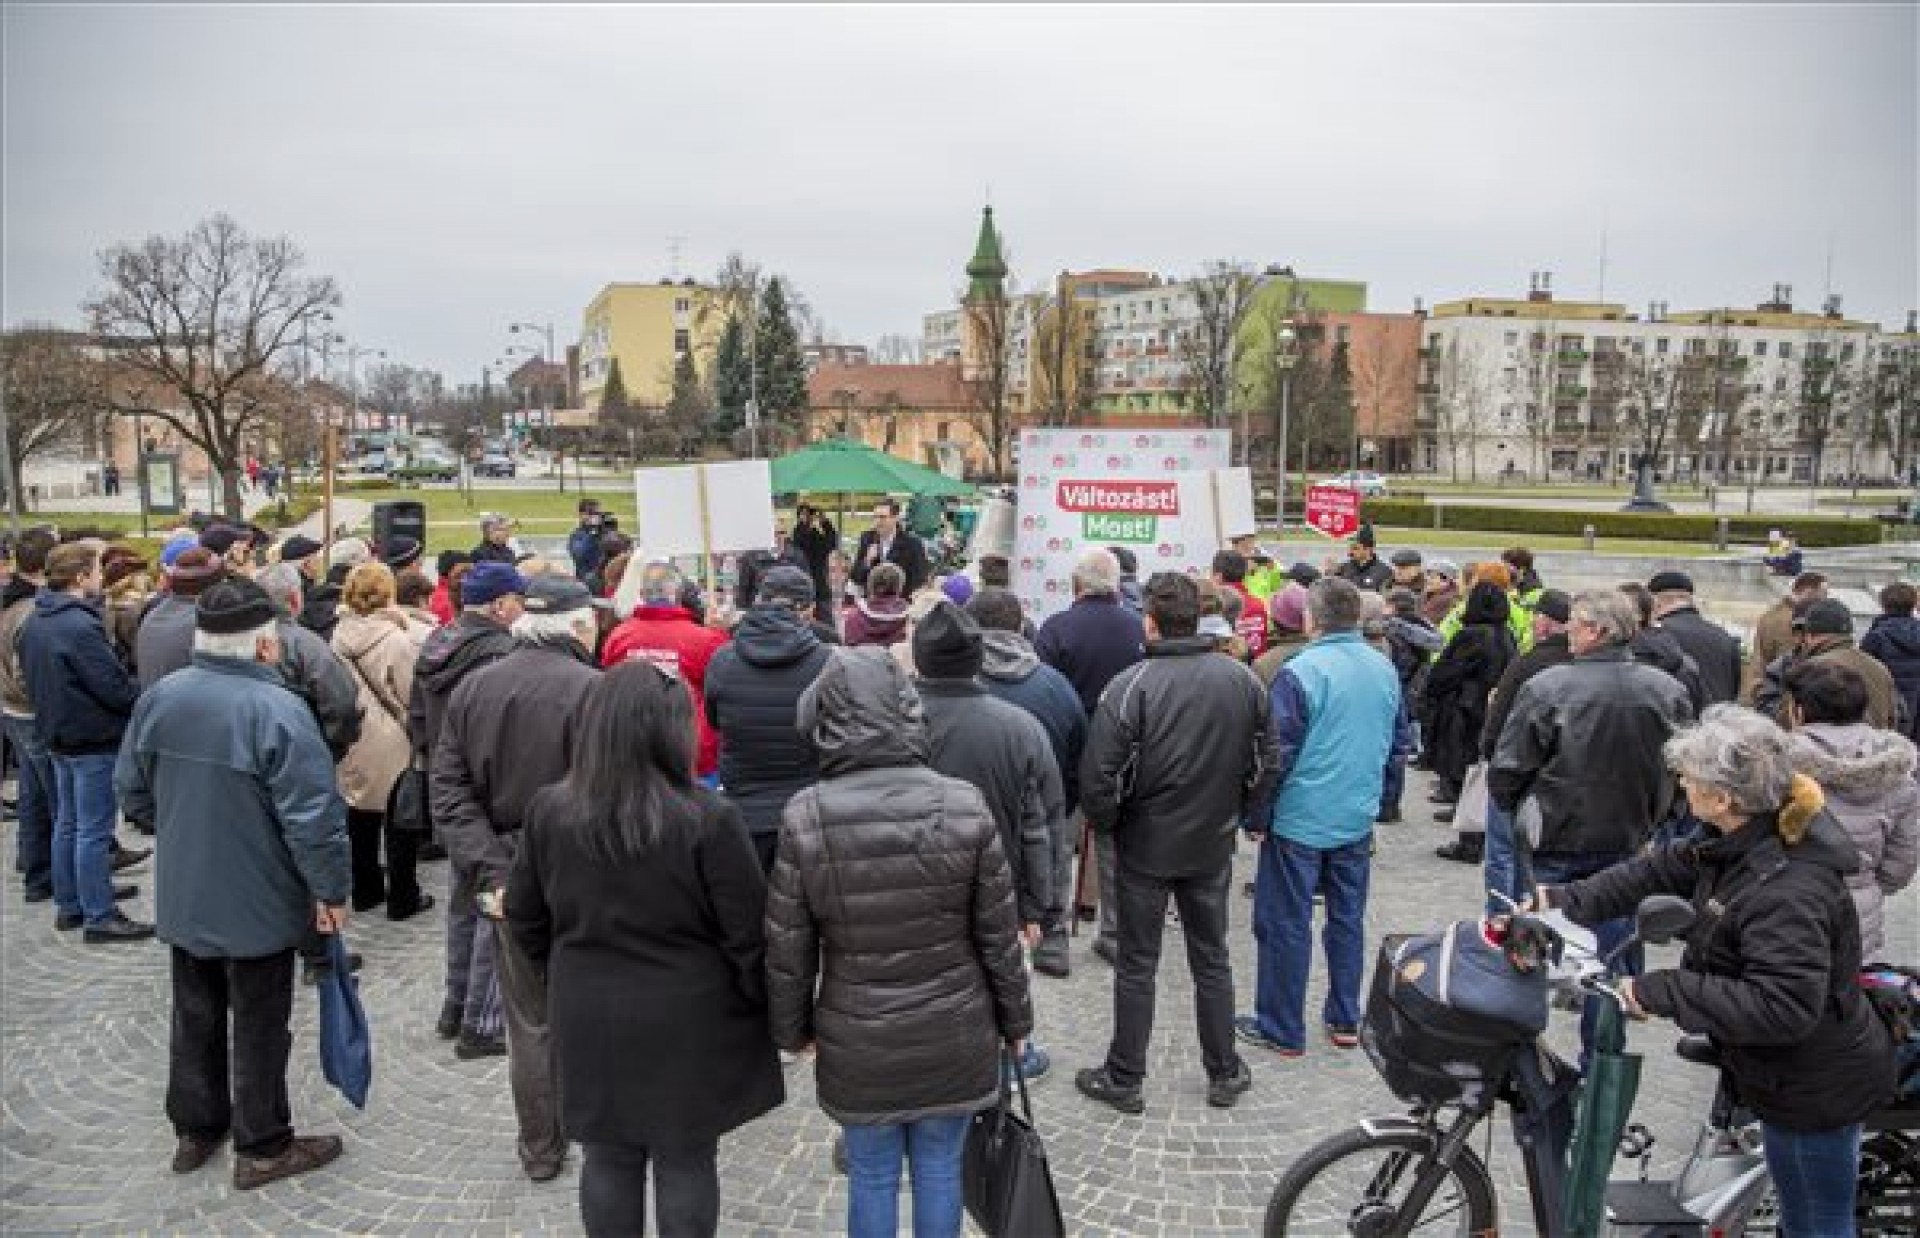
[1357,499,1883,548]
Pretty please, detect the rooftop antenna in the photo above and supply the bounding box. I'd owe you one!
[1822,231,1835,305]
[667,235,686,280]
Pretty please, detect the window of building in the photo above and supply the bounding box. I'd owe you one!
[1686,338,1706,356]
[1656,338,1670,355]
[1335,325,1351,345]
[936,421,951,440]
[673,328,690,355]
[1778,341,1793,360]
[1840,342,1856,362]
[1504,331,1519,347]
[674,298,691,314]
[1754,340,1768,357]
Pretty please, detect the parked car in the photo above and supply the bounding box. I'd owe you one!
[354,450,391,476]
[390,453,460,484]
[476,452,516,478]
[1322,470,1391,497]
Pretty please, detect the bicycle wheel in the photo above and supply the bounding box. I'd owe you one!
[1265,1125,1499,1237]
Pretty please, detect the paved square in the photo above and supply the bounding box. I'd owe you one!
[5,768,1903,1235]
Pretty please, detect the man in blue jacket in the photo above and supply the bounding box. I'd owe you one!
[1237,577,1404,1057]
[115,578,351,1189]
[18,543,147,942]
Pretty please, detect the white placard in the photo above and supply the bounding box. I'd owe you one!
[1013,428,1233,622]
[632,460,775,559]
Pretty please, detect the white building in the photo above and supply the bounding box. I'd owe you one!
[1416,278,1909,484]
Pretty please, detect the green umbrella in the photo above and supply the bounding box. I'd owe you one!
[1562,998,1643,1237]
[768,437,976,499]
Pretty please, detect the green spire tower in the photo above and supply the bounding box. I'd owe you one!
[965,206,1007,304]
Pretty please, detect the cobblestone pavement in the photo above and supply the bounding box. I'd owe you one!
[5,769,1908,1236]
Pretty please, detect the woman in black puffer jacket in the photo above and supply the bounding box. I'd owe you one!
[1543,706,1895,1238]
[1422,581,1517,860]
[766,647,1033,1238]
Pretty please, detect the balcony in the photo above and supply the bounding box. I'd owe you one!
[1416,380,1439,395]
[1555,349,1590,366]
[1555,383,1588,399]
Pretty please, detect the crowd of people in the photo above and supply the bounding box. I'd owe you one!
[2,497,1916,1236]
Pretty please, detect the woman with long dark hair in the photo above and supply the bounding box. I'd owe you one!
[506,661,784,1237]
[1422,579,1517,862]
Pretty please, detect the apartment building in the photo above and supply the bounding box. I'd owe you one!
[577,279,721,410]
[1416,277,1908,484]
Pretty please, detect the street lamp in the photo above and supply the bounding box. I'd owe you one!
[509,321,555,365]
[1274,322,1299,528]
[346,344,385,435]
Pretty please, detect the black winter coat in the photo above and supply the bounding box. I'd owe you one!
[917,678,1062,924]
[1861,613,1920,741]
[1630,626,1708,716]
[1479,632,1574,759]
[1034,593,1145,717]
[790,517,839,608]
[431,641,599,892]
[704,606,831,838]
[1657,606,1743,706]
[979,629,1087,814]
[507,789,784,1150]
[1556,798,1896,1132]
[18,592,139,755]
[765,649,1033,1126]
[1489,647,1692,854]
[1421,588,1516,789]
[1080,637,1278,880]
[407,612,517,760]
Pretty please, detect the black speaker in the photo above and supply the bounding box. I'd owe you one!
[371,500,427,559]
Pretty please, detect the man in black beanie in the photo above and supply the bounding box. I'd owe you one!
[115,576,351,1188]
[912,602,1063,1073]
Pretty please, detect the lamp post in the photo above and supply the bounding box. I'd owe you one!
[1274,322,1299,528]
[509,321,555,365]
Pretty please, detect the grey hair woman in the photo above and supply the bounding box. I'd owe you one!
[1537,704,1896,1237]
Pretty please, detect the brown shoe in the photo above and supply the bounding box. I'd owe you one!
[171,1133,227,1174]
[233,1134,343,1190]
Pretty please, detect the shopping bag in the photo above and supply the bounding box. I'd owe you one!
[963,1045,1066,1238]
[385,766,430,834]
[1455,761,1491,836]
[1561,998,1643,1238]
[317,933,373,1109]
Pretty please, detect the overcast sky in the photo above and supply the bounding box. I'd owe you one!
[4,4,1915,386]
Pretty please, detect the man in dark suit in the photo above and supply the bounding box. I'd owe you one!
[849,498,930,595]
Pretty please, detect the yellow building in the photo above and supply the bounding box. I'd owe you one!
[577,280,723,410]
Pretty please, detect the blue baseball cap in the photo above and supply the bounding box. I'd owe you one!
[460,562,529,606]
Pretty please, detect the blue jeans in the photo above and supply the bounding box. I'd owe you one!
[1761,1122,1860,1236]
[1482,800,1521,916]
[843,1114,971,1238]
[4,716,54,897]
[1252,836,1372,1050]
[51,753,119,925]
[1532,850,1639,1068]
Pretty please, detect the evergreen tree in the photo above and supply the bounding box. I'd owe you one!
[712,314,750,433]
[599,357,632,426]
[754,277,810,424]
[665,350,713,458]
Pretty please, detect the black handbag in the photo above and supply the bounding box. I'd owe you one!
[963,1044,1066,1238]
[386,765,430,834]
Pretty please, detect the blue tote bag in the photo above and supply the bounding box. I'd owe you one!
[317,933,372,1109]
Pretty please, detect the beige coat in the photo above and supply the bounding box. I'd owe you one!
[331,608,431,811]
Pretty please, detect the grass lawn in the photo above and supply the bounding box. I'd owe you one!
[1255,526,1727,559]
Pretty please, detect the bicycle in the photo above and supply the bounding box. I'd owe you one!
[1263,896,1920,1236]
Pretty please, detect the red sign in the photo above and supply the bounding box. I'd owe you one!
[1304,484,1361,540]
[1054,480,1181,515]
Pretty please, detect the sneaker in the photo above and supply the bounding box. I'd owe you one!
[1327,1025,1361,1050]
[54,911,83,931]
[113,883,138,901]
[386,893,435,922]
[1434,837,1481,864]
[172,1133,228,1174]
[1031,930,1070,978]
[524,1156,565,1183]
[83,912,155,944]
[1091,937,1117,966]
[1004,1044,1051,1085]
[23,887,52,904]
[1074,1067,1145,1115]
[455,1031,507,1060]
[233,1134,342,1190]
[1233,1016,1303,1058]
[110,846,153,873]
[434,1001,463,1040]
[1207,1061,1253,1108]
[1434,808,1457,825]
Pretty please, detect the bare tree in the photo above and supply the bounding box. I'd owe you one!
[1504,325,1560,481]
[1029,274,1098,427]
[1873,334,1920,484]
[1176,261,1259,441]
[85,215,339,518]
[871,333,922,365]
[1429,337,1491,482]
[0,327,112,511]
[961,288,1018,480]
[1599,346,1692,507]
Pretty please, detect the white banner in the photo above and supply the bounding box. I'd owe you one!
[633,460,775,559]
[1012,429,1234,622]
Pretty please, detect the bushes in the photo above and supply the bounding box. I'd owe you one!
[1358,499,1884,548]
